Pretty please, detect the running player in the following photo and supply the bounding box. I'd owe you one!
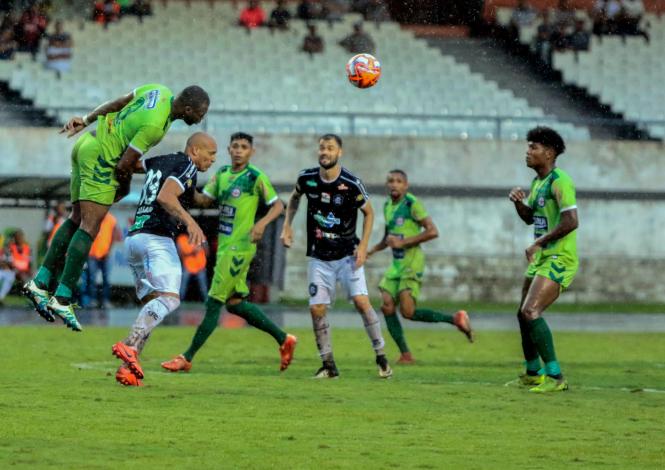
[508,126,578,393]
[161,132,297,374]
[368,169,473,365]
[112,132,217,387]
[23,83,210,332]
[280,134,392,379]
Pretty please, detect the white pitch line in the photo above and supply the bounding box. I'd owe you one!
[71,362,665,393]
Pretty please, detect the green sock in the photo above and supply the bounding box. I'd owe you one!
[384,313,409,353]
[35,219,78,290]
[227,301,287,345]
[527,317,562,377]
[54,229,93,301]
[412,308,454,324]
[184,297,223,361]
[518,313,540,372]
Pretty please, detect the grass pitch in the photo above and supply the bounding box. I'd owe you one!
[1,325,664,469]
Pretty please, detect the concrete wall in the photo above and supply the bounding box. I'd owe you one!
[1,129,664,302]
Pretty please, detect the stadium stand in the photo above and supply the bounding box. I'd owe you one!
[0,1,589,141]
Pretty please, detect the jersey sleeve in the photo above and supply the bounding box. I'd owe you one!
[552,175,577,212]
[295,173,304,194]
[410,198,429,221]
[167,159,196,192]
[526,178,537,208]
[353,178,370,209]
[202,172,219,200]
[128,125,165,155]
[257,173,278,205]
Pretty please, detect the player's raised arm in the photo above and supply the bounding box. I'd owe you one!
[280,187,301,248]
[509,187,534,225]
[156,178,205,247]
[113,146,143,202]
[193,190,216,208]
[387,216,439,251]
[60,91,134,138]
[356,199,374,268]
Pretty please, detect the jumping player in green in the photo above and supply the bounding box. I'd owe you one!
[368,170,473,364]
[509,126,579,393]
[161,132,297,373]
[23,84,210,331]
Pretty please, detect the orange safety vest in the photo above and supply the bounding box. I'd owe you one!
[9,242,31,272]
[89,213,117,259]
[177,233,206,274]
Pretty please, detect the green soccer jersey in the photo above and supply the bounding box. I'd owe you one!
[527,167,578,260]
[96,83,174,162]
[203,164,278,251]
[384,193,429,265]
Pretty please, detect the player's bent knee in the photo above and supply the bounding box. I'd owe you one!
[381,304,396,316]
[352,296,371,312]
[521,306,541,321]
[399,306,415,319]
[310,304,327,317]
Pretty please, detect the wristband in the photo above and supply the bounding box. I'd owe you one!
[82,115,90,126]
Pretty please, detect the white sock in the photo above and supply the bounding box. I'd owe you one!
[360,307,385,355]
[125,296,180,353]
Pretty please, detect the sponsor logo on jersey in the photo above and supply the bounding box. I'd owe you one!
[231,187,241,198]
[337,183,348,191]
[308,193,319,199]
[221,205,236,218]
[136,206,153,215]
[333,195,343,206]
[533,215,548,234]
[322,192,331,203]
[314,212,341,229]
[219,221,234,235]
[306,180,318,187]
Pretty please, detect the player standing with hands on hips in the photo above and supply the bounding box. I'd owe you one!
[281,134,392,379]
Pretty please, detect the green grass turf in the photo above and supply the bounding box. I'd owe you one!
[1,326,664,469]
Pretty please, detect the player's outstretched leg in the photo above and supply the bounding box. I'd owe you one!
[310,305,339,378]
[410,307,474,343]
[162,296,222,372]
[226,299,298,371]
[380,291,413,364]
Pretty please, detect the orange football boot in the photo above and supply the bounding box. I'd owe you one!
[279,334,298,371]
[161,354,192,372]
[111,341,144,379]
[396,351,415,365]
[116,364,143,387]
[453,310,474,343]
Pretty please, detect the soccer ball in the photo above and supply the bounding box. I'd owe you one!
[346,53,381,89]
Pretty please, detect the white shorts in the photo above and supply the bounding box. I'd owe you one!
[126,233,182,300]
[307,256,368,306]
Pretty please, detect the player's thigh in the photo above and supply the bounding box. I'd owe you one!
[338,256,368,300]
[307,258,337,306]
[79,200,111,236]
[379,287,397,314]
[77,134,118,206]
[127,233,181,300]
[209,249,253,303]
[521,275,561,319]
[398,288,417,318]
[378,275,399,305]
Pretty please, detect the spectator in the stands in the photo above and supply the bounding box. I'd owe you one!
[555,0,576,30]
[131,0,152,23]
[16,3,48,58]
[592,0,622,35]
[45,20,72,78]
[0,246,15,306]
[510,0,537,29]
[93,0,120,28]
[302,22,324,56]
[320,0,350,23]
[7,229,31,283]
[0,26,17,60]
[297,0,321,21]
[362,0,390,23]
[534,11,554,64]
[269,0,291,31]
[239,0,266,30]
[619,0,649,41]
[566,18,590,51]
[339,21,375,54]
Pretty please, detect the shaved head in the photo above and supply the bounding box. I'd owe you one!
[185,132,218,172]
[185,132,215,152]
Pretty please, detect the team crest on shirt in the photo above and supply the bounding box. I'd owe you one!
[322,192,331,203]
[231,187,241,198]
[186,179,192,188]
[333,194,343,206]
[356,194,364,201]
[395,217,404,226]
[538,196,545,207]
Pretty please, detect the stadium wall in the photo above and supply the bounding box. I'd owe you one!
[1,128,664,303]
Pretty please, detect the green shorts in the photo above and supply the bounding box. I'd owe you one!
[208,247,255,303]
[525,254,578,290]
[70,132,118,205]
[378,261,424,301]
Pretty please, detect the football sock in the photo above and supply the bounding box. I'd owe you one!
[184,297,222,362]
[360,307,385,355]
[412,308,454,324]
[54,229,93,302]
[126,296,179,354]
[35,219,78,290]
[384,313,410,353]
[518,312,541,371]
[226,301,287,345]
[312,314,334,362]
[527,317,562,378]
